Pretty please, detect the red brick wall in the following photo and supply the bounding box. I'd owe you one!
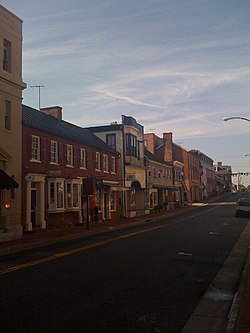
[22,125,120,228]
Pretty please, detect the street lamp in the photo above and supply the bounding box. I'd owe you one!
[223,116,250,122]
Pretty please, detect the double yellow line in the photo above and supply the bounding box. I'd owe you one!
[0,225,164,276]
[0,204,221,276]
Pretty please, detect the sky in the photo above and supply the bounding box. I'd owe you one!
[2,0,250,185]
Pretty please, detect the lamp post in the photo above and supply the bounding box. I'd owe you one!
[223,116,250,122]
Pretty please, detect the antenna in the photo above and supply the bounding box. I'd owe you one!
[30,84,44,109]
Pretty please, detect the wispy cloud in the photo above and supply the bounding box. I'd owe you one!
[90,87,164,109]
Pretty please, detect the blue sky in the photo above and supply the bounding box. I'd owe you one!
[3,0,250,185]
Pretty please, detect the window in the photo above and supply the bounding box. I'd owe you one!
[4,100,11,130]
[95,152,101,171]
[110,156,116,174]
[80,148,86,169]
[106,134,116,150]
[96,188,102,211]
[103,154,108,172]
[110,191,116,211]
[48,179,64,210]
[3,39,11,72]
[126,134,137,157]
[130,188,136,206]
[51,141,58,164]
[66,145,73,166]
[66,181,80,209]
[31,135,41,161]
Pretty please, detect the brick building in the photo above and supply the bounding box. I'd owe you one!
[190,150,215,199]
[22,105,120,231]
[144,132,188,206]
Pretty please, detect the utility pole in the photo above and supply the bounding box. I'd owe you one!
[30,84,44,110]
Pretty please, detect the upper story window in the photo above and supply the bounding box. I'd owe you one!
[31,135,41,161]
[126,133,137,157]
[3,39,11,72]
[80,148,86,169]
[66,144,73,167]
[110,156,116,174]
[106,134,116,151]
[51,140,58,164]
[95,152,101,171]
[103,154,108,172]
[4,100,11,131]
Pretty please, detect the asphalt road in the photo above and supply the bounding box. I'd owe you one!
[0,193,249,333]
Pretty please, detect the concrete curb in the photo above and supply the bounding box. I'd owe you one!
[181,221,250,333]
[0,207,192,257]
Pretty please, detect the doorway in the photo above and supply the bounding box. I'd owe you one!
[31,184,37,228]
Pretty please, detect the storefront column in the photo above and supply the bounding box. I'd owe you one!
[25,181,32,231]
[40,181,46,229]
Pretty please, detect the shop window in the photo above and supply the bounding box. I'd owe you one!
[130,188,136,206]
[96,188,102,211]
[110,191,116,211]
[66,180,80,209]
[48,180,64,211]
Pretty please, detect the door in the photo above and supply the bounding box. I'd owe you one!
[31,184,37,228]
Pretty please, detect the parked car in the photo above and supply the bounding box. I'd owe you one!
[236,198,250,217]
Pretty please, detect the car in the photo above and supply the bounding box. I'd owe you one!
[235,198,250,217]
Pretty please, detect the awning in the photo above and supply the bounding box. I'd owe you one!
[0,169,19,189]
[110,186,129,191]
[153,185,179,191]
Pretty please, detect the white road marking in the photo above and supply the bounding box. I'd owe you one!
[178,252,193,256]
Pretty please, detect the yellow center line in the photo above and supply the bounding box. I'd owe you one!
[0,204,222,276]
[0,225,164,276]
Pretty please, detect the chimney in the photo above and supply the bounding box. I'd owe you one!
[144,133,155,154]
[163,132,173,162]
[40,106,62,120]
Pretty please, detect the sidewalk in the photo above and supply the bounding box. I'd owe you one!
[0,206,188,256]
[1,203,250,333]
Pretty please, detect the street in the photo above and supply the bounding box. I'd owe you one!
[0,194,249,333]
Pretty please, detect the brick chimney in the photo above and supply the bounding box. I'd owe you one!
[144,133,155,154]
[40,106,62,120]
[163,132,173,163]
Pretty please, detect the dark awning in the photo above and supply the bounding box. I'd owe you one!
[0,169,19,189]
[153,185,179,191]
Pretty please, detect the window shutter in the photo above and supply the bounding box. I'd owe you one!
[47,139,51,163]
[85,149,88,169]
[41,137,45,161]
[26,134,32,160]
[58,142,63,165]
[74,147,78,167]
